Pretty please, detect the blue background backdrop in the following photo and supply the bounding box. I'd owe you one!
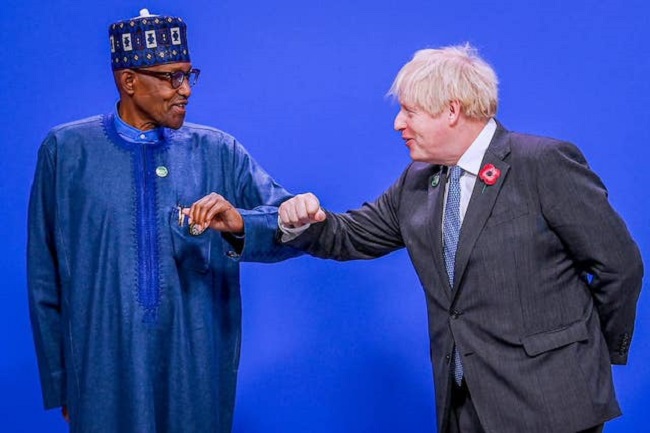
[1,1,648,432]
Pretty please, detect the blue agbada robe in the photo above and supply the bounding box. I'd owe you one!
[27,113,299,432]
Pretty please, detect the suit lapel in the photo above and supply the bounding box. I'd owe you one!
[452,124,511,295]
[426,165,452,299]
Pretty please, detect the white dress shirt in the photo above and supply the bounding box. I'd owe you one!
[443,118,497,225]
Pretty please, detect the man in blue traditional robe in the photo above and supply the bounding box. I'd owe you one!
[27,9,298,432]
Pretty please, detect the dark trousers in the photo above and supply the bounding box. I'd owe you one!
[446,380,605,433]
[446,380,485,433]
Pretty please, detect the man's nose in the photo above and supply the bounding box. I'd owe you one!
[394,111,405,131]
[177,79,192,97]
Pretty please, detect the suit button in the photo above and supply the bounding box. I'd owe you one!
[450,310,461,319]
[445,353,451,363]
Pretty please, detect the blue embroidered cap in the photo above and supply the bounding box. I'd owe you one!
[109,8,190,70]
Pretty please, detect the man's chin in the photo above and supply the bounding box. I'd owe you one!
[165,116,186,130]
[409,150,425,162]
[410,153,438,165]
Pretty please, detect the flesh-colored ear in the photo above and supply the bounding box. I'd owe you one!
[448,101,461,125]
[117,70,137,96]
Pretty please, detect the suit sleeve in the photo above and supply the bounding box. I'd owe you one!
[27,140,67,409]
[537,141,643,364]
[283,168,408,261]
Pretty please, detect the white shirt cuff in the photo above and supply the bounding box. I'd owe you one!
[278,216,311,242]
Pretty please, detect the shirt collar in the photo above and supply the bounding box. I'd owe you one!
[456,118,497,176]
[113,102,165,144]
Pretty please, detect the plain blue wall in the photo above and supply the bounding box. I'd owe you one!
[1,1,648,432]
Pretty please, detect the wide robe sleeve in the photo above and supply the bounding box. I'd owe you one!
[27,136,67,409]
[224,139,302,263]
[537,141,643,365]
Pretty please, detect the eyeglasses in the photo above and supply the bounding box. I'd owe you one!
[133,68,201,89]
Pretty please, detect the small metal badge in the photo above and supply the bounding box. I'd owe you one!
[156,166,169,178]
[430,173,440,187]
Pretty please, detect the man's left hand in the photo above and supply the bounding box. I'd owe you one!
[182,193,244,234]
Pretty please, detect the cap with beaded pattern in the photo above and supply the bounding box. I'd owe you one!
[108,8,190,70]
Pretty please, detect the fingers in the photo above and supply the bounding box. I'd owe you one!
[303,193,321,216]
[279,193,326,227]
[183,193,230,227]
[182,193,244,233]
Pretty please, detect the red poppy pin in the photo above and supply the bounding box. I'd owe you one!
[478,163,501,191]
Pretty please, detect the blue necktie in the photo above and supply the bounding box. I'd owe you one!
[443,165,464,385]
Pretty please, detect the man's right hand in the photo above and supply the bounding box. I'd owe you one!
[279,193,327,228]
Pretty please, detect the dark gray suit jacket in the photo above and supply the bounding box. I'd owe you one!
[284,123,643,433]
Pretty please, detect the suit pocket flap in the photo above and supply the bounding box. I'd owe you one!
[485,207,529,227]
[522,321,589,357]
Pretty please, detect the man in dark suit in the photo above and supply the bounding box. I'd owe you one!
[276,44,643,432]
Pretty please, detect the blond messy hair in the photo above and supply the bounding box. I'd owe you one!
[388,44,499,120]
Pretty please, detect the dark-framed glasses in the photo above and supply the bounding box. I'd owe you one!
[133,68,201,89]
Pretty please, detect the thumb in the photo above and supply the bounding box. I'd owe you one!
[314,208,327,222]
